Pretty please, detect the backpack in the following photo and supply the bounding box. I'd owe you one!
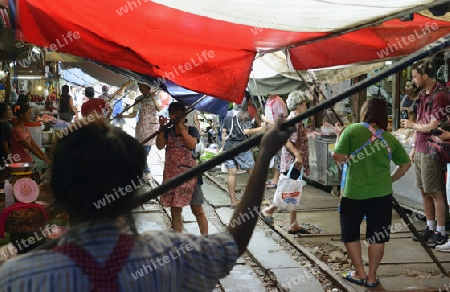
[425,88,450,163]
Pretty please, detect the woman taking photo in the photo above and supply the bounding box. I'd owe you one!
[156,102,199,232]
[10,103,51,165]
[333,98,411,288]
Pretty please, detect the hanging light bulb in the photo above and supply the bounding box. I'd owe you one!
[37,85,43,91]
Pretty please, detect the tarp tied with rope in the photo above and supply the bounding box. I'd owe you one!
[9,0,450,103]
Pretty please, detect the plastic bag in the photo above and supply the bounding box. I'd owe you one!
[272,165,304,211]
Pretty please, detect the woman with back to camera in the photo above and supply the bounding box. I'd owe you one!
[333,98,411,288]
[58,85,77,123]
[10,103,51,165]
[0,115,293,291]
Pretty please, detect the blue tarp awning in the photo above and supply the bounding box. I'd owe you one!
[62,68,100,87]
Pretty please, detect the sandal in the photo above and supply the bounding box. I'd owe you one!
[266,183,277,189]
[265,180,273,185]
[288,227,311,234]
[260,213,274,224]
[342,271,365,286]
[365,279,380,288]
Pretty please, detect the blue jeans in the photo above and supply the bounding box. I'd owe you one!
[143,145,151,174]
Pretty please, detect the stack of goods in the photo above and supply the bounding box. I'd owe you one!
[29,95,44,104]
[392,128,415,145]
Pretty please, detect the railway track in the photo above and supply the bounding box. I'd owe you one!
[202,170,450,291]
[201,173,350,291]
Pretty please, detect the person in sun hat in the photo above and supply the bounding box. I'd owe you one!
[260,90,311,234]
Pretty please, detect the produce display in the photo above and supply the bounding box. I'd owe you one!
[392,128,415,145]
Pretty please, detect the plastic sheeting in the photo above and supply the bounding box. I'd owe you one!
[11,0,450,103]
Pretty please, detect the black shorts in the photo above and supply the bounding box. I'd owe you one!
[340,194,392,244]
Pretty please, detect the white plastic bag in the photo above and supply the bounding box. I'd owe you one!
[195,141,205,157]
[272,165,304,211]
[269,156,275,169]
[221,163,228,173]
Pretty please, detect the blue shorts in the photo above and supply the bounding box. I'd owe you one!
[224,150,255,170]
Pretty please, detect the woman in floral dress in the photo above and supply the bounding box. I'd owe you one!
[156,102,199,232]
[120,83,161,179]
[261,91,311,234]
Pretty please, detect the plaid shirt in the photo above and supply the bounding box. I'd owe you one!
[0,222,238,292]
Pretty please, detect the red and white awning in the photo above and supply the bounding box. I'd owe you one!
[11,0,450,102]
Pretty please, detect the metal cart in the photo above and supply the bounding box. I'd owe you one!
[305,137,342,196]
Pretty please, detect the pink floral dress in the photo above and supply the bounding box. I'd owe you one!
[159,128,198,207]
[280,112,310,175]
[135,94,159,146]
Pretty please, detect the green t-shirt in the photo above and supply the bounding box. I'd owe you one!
[334,123,410,200]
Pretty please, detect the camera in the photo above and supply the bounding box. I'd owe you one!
[430,122,450,136]
[400,110,409,120]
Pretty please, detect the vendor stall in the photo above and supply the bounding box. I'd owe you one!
[391,128,424,214]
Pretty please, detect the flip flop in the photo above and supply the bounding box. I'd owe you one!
[265,180,273,185]
[342,271,365,286]
[365,279,380,288]
[260,213,274,224]
[288,228,311,234]
[266,183,277,189]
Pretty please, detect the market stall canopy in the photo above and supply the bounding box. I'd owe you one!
[63,61,130,87]
[248,51,305,96]
[62,68,100,87]
[289,13,450,70]
[165,81,230,117]
[47,52,231,115]
[248,52,386,95]
[9,0,450,103]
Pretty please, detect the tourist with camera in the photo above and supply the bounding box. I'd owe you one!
[430,124,450,252]
[400,60,450,248]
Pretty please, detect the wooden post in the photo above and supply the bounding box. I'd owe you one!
[352,74,367,123]
[392,71,401,131]
[4,75,10,104]
[310,97,316,130]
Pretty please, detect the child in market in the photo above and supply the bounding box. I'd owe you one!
[408,110,417,123]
